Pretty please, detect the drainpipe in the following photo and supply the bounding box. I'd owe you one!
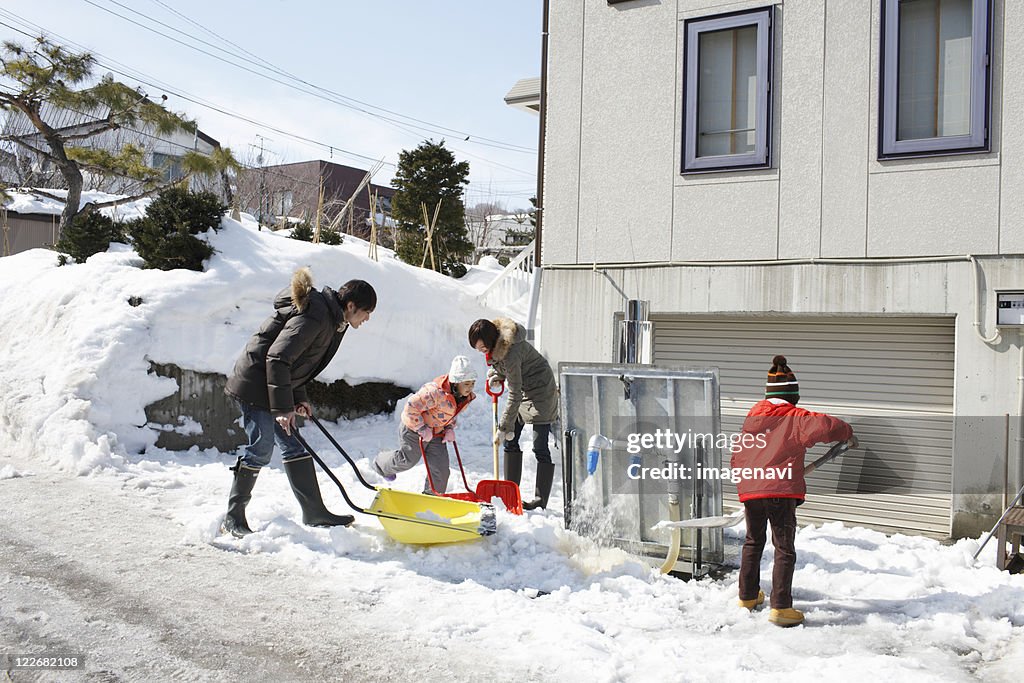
[535,0,549,268]
[970,255,1001,344]
[525,0,549,346]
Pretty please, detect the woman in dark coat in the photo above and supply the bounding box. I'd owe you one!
[468,317,558,510]
[221,267,376,537]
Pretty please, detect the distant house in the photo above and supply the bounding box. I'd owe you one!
[0,101,221,194]
[1,207,59,256]
[2,190,150,256]
[239,159,395,239]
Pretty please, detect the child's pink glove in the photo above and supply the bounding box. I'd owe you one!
[416,426,434,443]
[442,427,456,443]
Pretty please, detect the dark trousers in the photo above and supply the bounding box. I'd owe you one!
[739,497,798,609]
[505,416,552,464]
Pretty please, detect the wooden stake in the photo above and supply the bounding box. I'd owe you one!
[313,175,325,243]
[419,199,441,270]
[367,189,379,262]
[1,207,9,257]
[420,202,432,268]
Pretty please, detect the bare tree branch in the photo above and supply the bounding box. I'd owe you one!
[1,134,60,163]
[23,188,66,202]
[61,119,119,141]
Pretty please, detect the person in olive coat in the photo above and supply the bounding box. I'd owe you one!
[468,317,558,510]
[221,267,376,537]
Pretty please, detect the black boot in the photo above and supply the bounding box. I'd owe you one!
[222,458,260,538]
[283,456,354,527]
[522,462,555,511]
[504,450,523,486]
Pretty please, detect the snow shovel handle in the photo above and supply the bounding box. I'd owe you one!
[485,379,505,399]
[804,438,856,475]
[419,437,444,496]
[296,430,485,537]
[293,430,368,514]
[307,415,377,492]
[419,438,475,496]
[451,440,474,493]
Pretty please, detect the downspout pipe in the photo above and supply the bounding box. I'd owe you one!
[535,0,549,269]
[970,255,1001,344]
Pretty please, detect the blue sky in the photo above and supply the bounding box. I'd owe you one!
[0,1,542,209]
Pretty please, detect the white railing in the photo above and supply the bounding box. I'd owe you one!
[477,240,536,310]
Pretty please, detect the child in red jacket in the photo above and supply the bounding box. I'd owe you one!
[731,355,853,627]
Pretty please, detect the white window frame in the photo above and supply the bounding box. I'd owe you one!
[878,0,991,159]
[682,7,773,173]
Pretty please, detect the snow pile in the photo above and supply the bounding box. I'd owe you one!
[0,464,27,479]
[0,213,501,472]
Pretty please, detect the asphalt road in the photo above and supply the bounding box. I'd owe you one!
[0,462,514,683]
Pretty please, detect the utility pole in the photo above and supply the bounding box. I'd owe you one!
[251,135,269,231]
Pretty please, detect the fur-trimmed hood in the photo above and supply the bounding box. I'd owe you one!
[272,268,345,329]
[289,267,314,312]
[486,316,558,430]
[491,317,525,362]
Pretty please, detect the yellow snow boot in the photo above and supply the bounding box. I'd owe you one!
[738,590,765,610]
[769,607,804,627]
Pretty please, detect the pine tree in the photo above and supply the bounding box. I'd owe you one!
[318,223,343,246]
[503,196,537,247]
[0,38,239,238]
[55,211,126,264]
[392,140,472,277]
[290,220,314,242]
[125,186,226,271]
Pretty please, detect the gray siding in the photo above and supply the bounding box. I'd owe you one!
[543,0,1015,265]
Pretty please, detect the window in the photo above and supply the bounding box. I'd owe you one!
[879,0,991,158]
[682,8,773,173]
[273,190,294,216]
[152,152,184,182]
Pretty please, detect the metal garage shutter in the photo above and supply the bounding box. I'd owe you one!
[652,315,955,538]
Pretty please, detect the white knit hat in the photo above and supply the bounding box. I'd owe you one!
[448,355,477,383]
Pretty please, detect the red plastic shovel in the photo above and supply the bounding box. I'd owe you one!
[420,437,484,503]
[475,376,523,514]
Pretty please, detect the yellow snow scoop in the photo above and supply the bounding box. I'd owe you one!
[294,420,495,545]
[366,488,493,545]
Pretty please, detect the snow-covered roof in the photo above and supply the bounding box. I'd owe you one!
[3,188,151,222]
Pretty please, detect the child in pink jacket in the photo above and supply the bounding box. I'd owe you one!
[373,356,477,493]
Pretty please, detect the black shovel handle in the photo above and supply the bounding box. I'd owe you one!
[294,430,484,537]
[307,414,377,492]
[293,430,368,514]
[805,438,856,475]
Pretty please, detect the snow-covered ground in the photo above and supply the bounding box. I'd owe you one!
[1,214,1023,682]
